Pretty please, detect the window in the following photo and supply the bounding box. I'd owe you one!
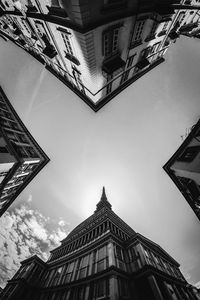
[61,33,73,56]
[53,266,63,286]
[115,245,126,270]
[103,26,120,57]
[0,171,8,177]
[177,12,185,25]
[119,278,129,297]
[0,146,8,153]
[78,255,89,279]
[94,246,108,273]
[34,21,46,37]
[120,69,130,84]
[149,21,157,38]
[151,42,161,53]
[96,279,107,298]
[140,46,152,59]
[106,74,113,95]
[177,146,200,162]
[26,147,38,158]
[163,21,169,32]
[106,82,112,94]
[63,261,75,284]
[127,54,136,68]
[72,67,84,92]
[131,20,145,44]
[21,19,31,34]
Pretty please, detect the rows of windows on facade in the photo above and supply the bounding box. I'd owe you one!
[0,0,200,109]
[1,188,199,300]
[0,87,49,217]
[163,119,200,222]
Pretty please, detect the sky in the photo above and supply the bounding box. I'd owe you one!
[0,34,200,288]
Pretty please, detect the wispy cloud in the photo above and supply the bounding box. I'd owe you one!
[0,197,70,288]
[195,281,200,289]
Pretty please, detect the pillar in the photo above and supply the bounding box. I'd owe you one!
[173,284,184,300]
[84,285,90,300]
[109,276,119,300]
[108,242,115,267]
[148,275,164,300]
[162,281,174,300]
[88,252,94,276]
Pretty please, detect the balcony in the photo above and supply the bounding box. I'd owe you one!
[13,27,22,36]
[42,45,57,59]
[157,30,167,37]
[102,55,125,75]
[179,22,198,33]
[129,39,142,49]
[168,30,179,40]
[26,0,38,12]
[17,39,26,46]
[145,35,155,42]
[46,0,67,18]
[47,6,67,18]
[65,52,80,65]
[135,58,150,70]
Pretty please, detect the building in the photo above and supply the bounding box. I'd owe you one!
[166,0,200,40]
[1,187,198,299]
[163,119,200,222]
[0,0,199,111]
[0,86,49,217]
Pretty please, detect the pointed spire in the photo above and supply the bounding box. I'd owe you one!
[101,186,107,201]
[95,187,112,212]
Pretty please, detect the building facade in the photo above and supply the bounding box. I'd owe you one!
[0,0,199,111]
[1,187,198,300]
[0,86,49,217]
[163,119,200,222]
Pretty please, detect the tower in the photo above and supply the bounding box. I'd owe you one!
[0,188,197,299]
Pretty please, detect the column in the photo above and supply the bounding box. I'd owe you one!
[186,288,197,300]
[71,259,78,281]
[108,242,115,267]
[162,281,174,300]
[136,244,146,267]
[148,275,164,300]
[84,285,90,300]
[82,234,86,245]
[110,276,119,300]
[103,222,105,232]
[88,252,94,276]
[173,284,184,299]
[181,287,190,300]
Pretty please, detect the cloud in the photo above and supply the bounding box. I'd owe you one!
[58,220,65,227]
[0,200,69,289]
[195,281,200,289]
[27,194,33,203]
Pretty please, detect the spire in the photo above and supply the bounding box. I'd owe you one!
[101,186,107,201]
[95,187,112,212]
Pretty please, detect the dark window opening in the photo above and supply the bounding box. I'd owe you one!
[177,146,200,162]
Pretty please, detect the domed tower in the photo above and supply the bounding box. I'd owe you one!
[1,188,195,300]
